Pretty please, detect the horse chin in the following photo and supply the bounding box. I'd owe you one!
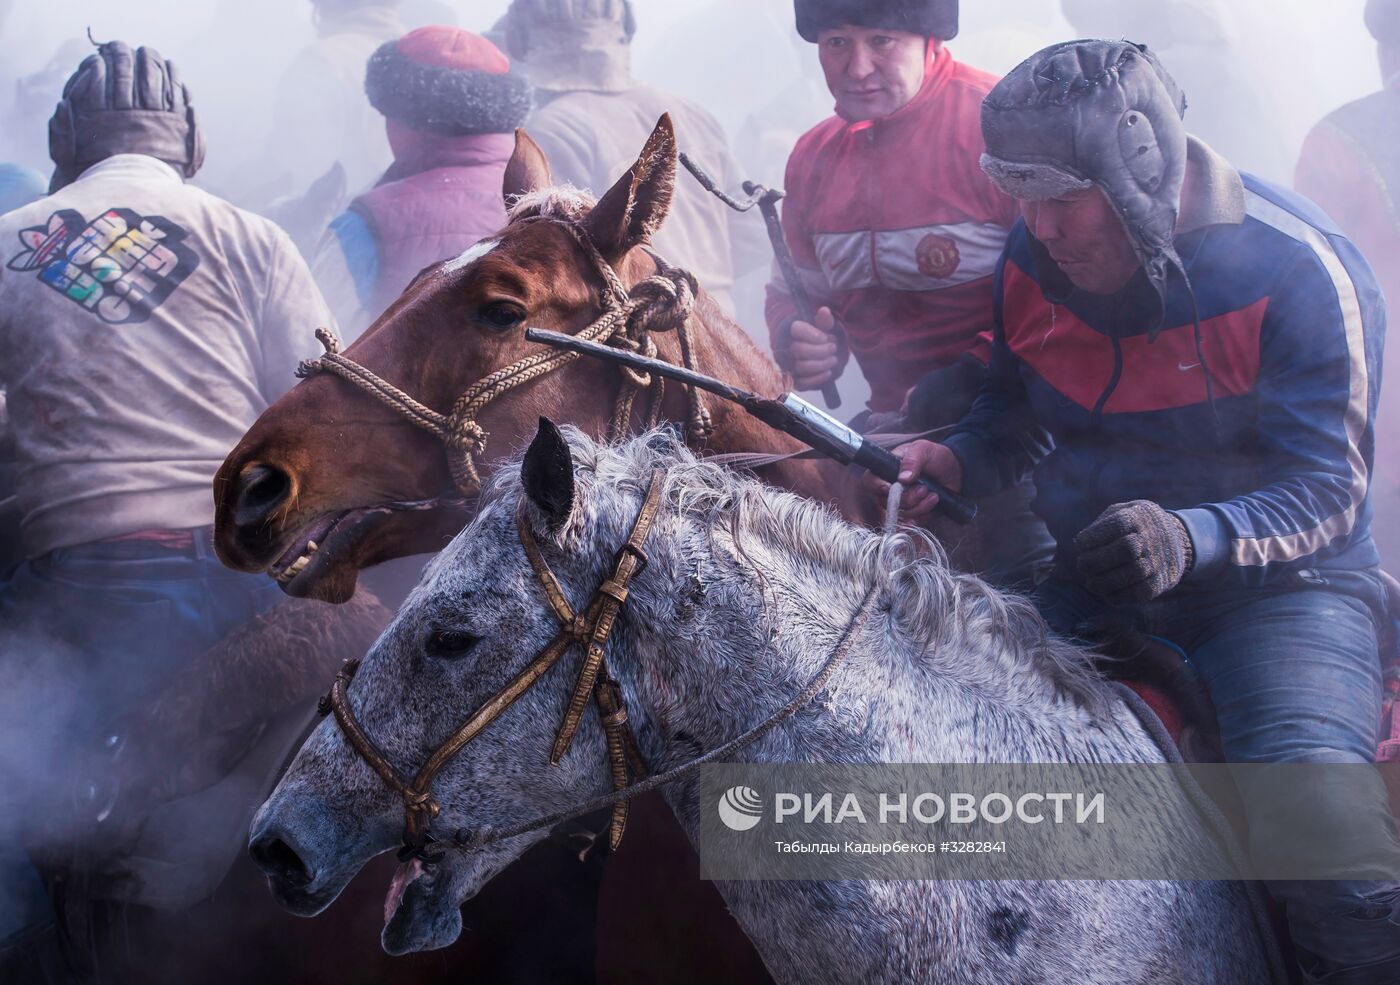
[281,557,360,604]
[379,842,535,956]
[276,503,472,604]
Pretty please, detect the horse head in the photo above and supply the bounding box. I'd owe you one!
[214,115,704,604]
[249,419,712,954]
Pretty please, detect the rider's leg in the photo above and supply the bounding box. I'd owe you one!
[1031,577,1118,639]
[0,531,284,976]
[1161,587,1400,984]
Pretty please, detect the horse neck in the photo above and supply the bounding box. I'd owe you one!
[604,499,1140,802]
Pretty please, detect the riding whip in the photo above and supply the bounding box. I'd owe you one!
[525,327,976,525]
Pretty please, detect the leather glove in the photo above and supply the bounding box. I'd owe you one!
[1075,500,1194,604]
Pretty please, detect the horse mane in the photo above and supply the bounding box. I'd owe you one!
[493,426,1113,718]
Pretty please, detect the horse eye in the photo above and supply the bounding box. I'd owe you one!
[425,629,481,659]
[478,301,526,331]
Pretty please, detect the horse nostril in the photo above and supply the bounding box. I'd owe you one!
[250,834,314,889]
[235,463,292,529]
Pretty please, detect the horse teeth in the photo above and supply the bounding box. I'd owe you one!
[307,541,319,553]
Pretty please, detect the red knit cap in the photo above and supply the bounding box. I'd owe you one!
[395,25,511,74]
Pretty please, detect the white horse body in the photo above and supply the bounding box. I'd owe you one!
[252,425,1272,983]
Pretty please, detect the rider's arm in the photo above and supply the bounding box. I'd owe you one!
[764,135,828,365]
[1173,237,1382,579]
[308,211,377,347]
[939,260,1052,497]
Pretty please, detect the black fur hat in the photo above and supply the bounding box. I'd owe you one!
[365,27,533,135]
[794,0,958,43]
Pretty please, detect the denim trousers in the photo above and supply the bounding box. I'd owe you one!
[0,531,283,950]
[1036,578,1400,984]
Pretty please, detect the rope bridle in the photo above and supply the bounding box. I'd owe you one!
[295,218,714,496]
[320,470,667,862]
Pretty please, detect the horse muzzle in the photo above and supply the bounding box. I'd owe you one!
[248,792,376,916]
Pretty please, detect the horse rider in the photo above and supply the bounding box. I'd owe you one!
[250,0,406,210]
[1296,0,1400,571]
[312,25,533,342]
[501,0,768,320]
[770,0,1053,587]
[875,40,1400,983]
[0,40,330,980]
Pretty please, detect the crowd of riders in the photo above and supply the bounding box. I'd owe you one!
[3,0,1400,982]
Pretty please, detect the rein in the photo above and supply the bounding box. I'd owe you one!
[295,218,713,497]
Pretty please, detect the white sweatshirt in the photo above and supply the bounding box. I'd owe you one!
[0,155,331,556]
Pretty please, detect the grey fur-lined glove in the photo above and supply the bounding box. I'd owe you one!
[1075,500,1194,604]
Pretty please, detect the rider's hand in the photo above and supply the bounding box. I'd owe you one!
[788,307,841,390]
[862,440,964,524]
[1075,500,1193,604]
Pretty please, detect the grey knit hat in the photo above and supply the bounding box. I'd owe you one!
[980,39,1188,314]
[48,41,204,193]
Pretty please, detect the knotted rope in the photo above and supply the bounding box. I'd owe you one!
[296,218,714,496]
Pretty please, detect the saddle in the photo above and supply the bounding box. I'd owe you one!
[1087,571,1400,836]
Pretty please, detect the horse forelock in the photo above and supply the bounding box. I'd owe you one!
[506,184,597,223]
[482,426,1112,718]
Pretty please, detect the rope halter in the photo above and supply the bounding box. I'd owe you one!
[296,219,714,497]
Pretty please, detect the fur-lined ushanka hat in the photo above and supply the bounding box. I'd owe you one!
[365,26,533,135]
[980,40,1189,329]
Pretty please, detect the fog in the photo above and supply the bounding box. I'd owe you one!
[0,0,1393,976]
[0,1,1381,195]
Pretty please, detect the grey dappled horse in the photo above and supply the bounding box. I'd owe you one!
[250,423,1272,984]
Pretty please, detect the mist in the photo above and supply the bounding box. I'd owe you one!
[0,1,1394,980]
[0,1,1380,195]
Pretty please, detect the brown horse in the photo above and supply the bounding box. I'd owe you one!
[213,115,863,607]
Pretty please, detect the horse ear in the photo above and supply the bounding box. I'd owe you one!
[504,128,553,205]
[521,418,575,532]
[582,113,677,261]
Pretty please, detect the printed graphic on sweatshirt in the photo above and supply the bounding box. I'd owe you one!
[6,208,200,324]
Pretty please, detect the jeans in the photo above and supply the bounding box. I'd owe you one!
[0,530,283,950]
[1036,579,1400,984]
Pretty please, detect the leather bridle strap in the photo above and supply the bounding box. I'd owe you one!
[453,581,880,854]
[321,470,666,860]
[294,219,710,498]
[517,469,665,846]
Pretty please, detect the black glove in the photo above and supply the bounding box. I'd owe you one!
[906,356,987,429]
[1075,500,1194,604]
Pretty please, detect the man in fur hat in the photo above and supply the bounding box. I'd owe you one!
[772,0,1052,587]
[880,39,1400,983]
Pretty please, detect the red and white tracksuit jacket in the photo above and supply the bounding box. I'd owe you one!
[765,47,1018,411]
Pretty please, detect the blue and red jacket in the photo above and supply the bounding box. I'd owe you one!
[942,139,1386,599]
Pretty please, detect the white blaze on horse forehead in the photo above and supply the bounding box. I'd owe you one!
[442,238,499,273]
